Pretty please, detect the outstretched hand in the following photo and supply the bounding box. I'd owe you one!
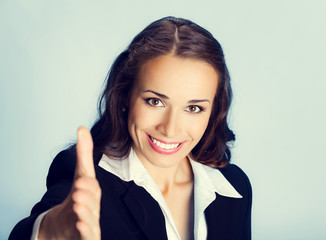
[39,127,101,240]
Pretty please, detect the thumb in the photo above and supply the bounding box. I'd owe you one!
[75,126,95,179]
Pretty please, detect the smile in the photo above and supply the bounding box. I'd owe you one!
[146,134,184,154]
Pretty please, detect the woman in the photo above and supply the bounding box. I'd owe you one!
[10,17,252,240]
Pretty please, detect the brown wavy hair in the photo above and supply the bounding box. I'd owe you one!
[91,16,235,167]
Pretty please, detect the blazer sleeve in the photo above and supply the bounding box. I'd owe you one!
[9,148,77,240]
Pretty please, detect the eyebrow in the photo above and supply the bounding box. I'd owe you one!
[143,90,210,104]
[144,90,169,99]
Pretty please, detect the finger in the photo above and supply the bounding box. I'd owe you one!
[75,126,95,179]
[73,178,101,201]
[76,220,99,240]
[73,202,99,223]
[74,206,101,240]
[72,188,101,213]
[74,177,101,193]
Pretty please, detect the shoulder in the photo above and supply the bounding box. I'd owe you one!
[46,146,103,188]
[218,163,252,200]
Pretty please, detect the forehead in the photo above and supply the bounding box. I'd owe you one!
[134,55,219,100]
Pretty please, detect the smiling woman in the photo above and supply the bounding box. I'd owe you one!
[128,55,218,171]
[9,17,252,240]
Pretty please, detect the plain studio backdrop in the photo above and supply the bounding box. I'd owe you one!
[1,0,325,239]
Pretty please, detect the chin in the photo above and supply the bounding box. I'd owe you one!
[141,145,191,169]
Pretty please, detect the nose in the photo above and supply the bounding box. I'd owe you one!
[156,109,180,138]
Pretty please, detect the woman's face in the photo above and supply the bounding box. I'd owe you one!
[128,54,218,169]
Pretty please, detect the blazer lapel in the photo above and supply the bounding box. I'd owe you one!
[95,159,168,240]
[205,194,231,239]
[205,193,247,240]
[122,182,168,240]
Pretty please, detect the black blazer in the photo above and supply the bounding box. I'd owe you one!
[9,148,252,240]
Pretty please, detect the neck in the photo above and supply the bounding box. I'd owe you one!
[138,155,194,195]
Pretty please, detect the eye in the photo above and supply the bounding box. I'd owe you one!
[185,105,204,113]
[146,98,164,107]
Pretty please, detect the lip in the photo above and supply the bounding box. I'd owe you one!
[146,134,184,154]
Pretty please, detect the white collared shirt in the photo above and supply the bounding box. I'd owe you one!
[99,148,242,240]
[31,148,242,240]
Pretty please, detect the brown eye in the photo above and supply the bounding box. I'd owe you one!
[152,99,159,105]
[185,105,202,113]
[189,106,196,112]
[147,98,164,107]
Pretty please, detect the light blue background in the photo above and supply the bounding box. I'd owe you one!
[1,0,325,239]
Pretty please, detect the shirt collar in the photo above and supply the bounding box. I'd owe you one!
[189,157,242,198]
[98,148,242,199]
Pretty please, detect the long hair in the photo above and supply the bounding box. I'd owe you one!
[91,16,235,167]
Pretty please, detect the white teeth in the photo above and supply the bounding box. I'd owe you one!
[151,136,179,150]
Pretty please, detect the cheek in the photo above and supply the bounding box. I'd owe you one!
[128,101,153,131]
[186,116,210,142]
